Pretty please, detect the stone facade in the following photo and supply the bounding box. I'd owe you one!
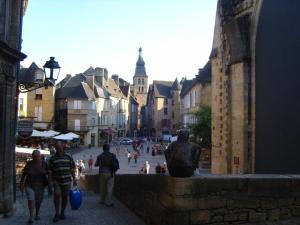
[181,62,212,128]
[211,0,300,174]
[147,79,181,137]
[0,0,27,215]
[81,174,300,225]
[211,0,259,174]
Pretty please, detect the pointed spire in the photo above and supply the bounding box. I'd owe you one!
[171,78,181,91]
[134,47,147,77]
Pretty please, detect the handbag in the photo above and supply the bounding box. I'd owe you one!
[69,187,82,210]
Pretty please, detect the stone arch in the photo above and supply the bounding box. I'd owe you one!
[254,0,300,173]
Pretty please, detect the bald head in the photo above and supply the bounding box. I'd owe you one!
[32,149,41,162]
[55,141,64,155]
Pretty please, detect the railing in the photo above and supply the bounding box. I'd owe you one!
[68,109,88,114]
[68,125,88,132]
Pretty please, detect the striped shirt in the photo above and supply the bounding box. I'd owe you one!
[48,154,75,185]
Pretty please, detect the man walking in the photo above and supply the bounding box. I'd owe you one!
[48,141,76,223]
[95,143,117,207]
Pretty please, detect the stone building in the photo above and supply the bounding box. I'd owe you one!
[147,79,181,137]
[180,61,212,128]
[132,47,148,130]
[18,62,55,130]
[211,0,300,174]
[55,74,98,146]
[83,67,130,139]
[120,84,138,137]
[0,0,27,214]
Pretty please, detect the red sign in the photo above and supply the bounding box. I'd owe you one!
[233,156,240,165]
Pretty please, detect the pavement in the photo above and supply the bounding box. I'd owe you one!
[1,142,210,225]
[71,143,210,175]
[1,191,145,225]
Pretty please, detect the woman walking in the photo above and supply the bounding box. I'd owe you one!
[20,150,48,224]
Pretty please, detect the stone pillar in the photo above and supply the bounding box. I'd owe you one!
[0,0,26,215]
[230,62,249,174]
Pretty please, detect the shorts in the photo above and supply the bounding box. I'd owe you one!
[25,186,44,202]
[53,181,71,197]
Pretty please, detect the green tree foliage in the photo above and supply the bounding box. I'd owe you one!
[190,105,211,148]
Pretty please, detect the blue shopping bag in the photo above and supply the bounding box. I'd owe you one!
[69,187,82,210]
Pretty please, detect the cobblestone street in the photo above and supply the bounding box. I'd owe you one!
[1,191,145,225]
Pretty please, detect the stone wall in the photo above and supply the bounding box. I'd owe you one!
[0,0,26,215]
[82,174,300,225]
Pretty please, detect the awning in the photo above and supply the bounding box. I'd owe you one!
[53,134,74,140]
[65,132,80,139]
[101,128,117,135]
[30,129,60,138]
[16,147,50,155]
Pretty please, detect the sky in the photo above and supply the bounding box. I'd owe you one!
[21,0,218,84]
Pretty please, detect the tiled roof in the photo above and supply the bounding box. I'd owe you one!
[171,78,181,91]
[180,79,194,97]
[120,85,130,97]
[55,74,95,99]
[19,62,40,84]
[104,78,126,99]
[197,60,211,84]
[94,83,109,98]
[153,80,173,98]
[180,60,212,97]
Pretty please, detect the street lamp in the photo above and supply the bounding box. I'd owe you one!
[18,56,60,93]
[43,56,60,84]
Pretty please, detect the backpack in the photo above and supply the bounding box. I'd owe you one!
[111,153,120,173]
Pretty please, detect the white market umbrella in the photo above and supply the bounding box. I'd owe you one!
[31,129,44,137]
[16,147,50,155]
[65,132,79,139]
[41,130,60,138]
[53,134,74,141]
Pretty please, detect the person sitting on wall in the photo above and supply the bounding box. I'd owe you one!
[164,130,201,177]
[155,163,162,174]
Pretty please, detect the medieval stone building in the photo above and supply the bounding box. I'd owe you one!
[211,0,300,174]
[0,0,27,214]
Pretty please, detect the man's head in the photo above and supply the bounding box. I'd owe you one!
[32,149,41,162]
[103,143,110,152]
[177,129,189,143]
[54,141,64,156]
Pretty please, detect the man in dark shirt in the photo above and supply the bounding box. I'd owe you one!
[165,130,201,177]
[95,143,116,206]
[48,141,76,222]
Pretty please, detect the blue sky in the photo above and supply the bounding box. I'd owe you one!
[22,0,218,84]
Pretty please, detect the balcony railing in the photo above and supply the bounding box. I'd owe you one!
[68,125,89,132]
[68,109,88,114]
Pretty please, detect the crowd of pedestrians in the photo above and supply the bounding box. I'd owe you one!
[19,138,170,224]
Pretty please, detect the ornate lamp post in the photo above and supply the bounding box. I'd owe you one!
[18,56,60,93]
[43,56,60,85]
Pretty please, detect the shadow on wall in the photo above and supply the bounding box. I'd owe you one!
[81,174,300,225]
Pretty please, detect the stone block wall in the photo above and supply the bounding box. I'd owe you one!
[82,174,300,225]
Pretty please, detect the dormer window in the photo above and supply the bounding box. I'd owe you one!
[35,71,44,82]
[35,88,42,100]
